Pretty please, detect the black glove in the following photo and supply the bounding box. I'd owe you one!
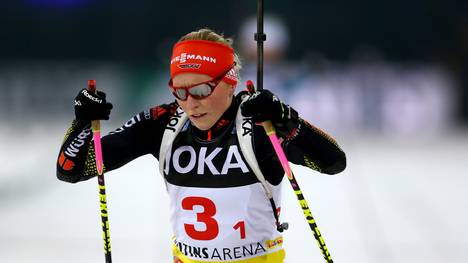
[74,88,113,121]
[241,89,300,138]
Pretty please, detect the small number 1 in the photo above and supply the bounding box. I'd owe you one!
[233,221,246,239]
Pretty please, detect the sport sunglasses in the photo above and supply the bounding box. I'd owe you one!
[168,67,233,101]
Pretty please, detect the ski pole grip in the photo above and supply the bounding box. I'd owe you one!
[87,79,101,130]
[88,79,97,93]
[245,80,276,136]
[246,80,256,93]
[262,120,276,136]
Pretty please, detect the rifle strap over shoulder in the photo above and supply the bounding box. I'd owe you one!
[235,95,273,198]
[159,107,188,178]
[159,97,273,199]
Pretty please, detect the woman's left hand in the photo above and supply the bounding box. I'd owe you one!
[241,89,298,125]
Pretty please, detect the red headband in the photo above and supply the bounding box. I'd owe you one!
[170,40,238,86]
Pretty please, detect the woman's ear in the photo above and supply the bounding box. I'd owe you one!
[228,84,236,96]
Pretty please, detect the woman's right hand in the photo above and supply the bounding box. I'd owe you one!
[74,88,113,121]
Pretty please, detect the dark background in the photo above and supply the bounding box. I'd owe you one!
[2,1,466,61]
[1,0,467,121]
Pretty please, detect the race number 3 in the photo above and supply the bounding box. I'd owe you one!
[182,196,219,240]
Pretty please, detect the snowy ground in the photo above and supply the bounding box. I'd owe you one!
[0,124,467,263]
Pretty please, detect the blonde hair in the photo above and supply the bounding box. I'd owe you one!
[179,28,242,76]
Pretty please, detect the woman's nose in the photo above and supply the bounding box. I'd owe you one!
[185,95,200,109]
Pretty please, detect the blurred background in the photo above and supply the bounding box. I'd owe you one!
[1,0,467,262]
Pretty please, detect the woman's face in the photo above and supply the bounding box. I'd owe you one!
[172,73,235,131]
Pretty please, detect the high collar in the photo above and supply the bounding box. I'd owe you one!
[191,96,238,141]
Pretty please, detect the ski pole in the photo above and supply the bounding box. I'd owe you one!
[246,80,333,263]
[253,1,334,262]
[88,80,113,263]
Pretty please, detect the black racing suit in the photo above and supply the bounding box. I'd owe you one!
[57,94,346,184]
[57,93,346,262]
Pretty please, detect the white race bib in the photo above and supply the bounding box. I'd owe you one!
[167,182,283,262]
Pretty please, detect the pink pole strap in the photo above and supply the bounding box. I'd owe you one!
[267,134,293,179]
[93,130,104,175]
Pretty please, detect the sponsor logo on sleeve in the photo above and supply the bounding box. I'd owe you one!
[58,151,75,171]
[64,129,91,158]
[110,114,143,134]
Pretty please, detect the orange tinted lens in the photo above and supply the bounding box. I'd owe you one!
[173,88,188,100]
[188,84,212,98]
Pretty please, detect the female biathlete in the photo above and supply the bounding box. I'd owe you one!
[56,28,346,263]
